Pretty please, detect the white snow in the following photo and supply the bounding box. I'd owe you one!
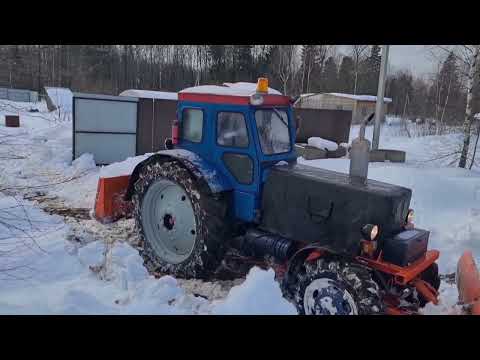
[307,137,339,151]
[119,89,178,101]
[44,87,73,113]
[0,195,292,314]
[180,82,282,96]
[99,154,151,178]
[211,267,297,315]
[222,82,282,95]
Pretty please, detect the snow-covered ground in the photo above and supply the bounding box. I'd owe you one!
[1,99,479,314]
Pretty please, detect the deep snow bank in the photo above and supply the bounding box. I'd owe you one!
[0,196,295,315]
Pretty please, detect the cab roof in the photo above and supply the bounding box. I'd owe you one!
[178,82,290,106]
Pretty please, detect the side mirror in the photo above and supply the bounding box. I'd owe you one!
[165,138,174,150]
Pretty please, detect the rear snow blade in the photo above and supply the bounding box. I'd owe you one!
[94,175,132,223]
[456,251,480,315]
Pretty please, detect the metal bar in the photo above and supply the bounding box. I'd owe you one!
[372,45,390,150]
[75,131,137,135]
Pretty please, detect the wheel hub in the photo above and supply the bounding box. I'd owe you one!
[141,179,197,264]
[163,214,175,230]
[304,278,358,315]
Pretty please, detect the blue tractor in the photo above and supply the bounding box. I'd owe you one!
[124,79,441,315]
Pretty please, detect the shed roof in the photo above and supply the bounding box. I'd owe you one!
[119,89,178,101]
[327,93,392,103]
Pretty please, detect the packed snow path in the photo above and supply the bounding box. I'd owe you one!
[1,100,479,314]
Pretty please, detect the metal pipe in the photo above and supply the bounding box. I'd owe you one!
[372,45,390,150]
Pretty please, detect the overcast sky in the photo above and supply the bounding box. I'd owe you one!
[388,45,436,77]
[338,45,437,78]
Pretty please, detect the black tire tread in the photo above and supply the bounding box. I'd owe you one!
[132,160,230,279]
[287,256,385,315]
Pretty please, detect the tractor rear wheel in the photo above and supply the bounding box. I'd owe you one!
[132,160,230,279]
[287,257,384,315]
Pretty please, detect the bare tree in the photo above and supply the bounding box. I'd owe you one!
[427,45,480,167]
[272,45,298,95]
[350,45,369,94]
[458,45,480,168]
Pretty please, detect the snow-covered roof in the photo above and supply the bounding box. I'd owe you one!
[180,82,282,96]
[119,89,178,101]
[327,93,392,103]
[44,87,73,113]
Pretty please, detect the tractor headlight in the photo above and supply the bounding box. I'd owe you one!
[406,209,414,224]
[361,224,379,241]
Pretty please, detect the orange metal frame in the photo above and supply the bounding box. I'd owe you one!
[356,250,440,285]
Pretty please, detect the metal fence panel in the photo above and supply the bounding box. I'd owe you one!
[74,133,137,165]
[73,93,139,165]
[75,98,137,133]
[0,88,36,102]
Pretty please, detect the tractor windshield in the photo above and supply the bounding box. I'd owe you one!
[255,108,291,155]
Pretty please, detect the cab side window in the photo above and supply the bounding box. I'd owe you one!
[217,112,249,148]
[183,108,204,143]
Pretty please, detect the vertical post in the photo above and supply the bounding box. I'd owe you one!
[372,45,389,150]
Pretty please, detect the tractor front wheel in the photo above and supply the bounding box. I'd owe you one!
[132,160,230,279]
[287,257,384,315]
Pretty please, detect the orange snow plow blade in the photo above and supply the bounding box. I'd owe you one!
[457,251,480,315]
[94,175,133,223]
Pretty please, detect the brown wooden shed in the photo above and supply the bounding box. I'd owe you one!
[119,89,178,155]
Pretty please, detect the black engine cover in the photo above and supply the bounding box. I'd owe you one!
[260,163,412,255]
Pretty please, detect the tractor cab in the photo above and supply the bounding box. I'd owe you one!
[173,78,297,222]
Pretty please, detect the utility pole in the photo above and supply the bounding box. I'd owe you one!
[372,45,389,150]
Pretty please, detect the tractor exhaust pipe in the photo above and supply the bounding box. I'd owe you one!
[349,112,375,183]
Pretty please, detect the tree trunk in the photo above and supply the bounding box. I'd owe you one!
[469,122,480,170]
[459,45,479,168]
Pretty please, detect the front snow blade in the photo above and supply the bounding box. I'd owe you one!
[456,251,480,315]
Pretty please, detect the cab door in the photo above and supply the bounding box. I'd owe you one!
[212,105,260,222]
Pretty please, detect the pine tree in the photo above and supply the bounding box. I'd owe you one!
[322,56,338,93]
[437,51,462,124]
[360,45,381,95]
[208,45,226,83]
[337,56,354,93]
[234,45,253,82]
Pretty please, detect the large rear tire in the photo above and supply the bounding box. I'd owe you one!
[286,257,384,315]
[132,160,230,279]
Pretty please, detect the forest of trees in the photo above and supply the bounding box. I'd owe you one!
[1,45,479,127]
